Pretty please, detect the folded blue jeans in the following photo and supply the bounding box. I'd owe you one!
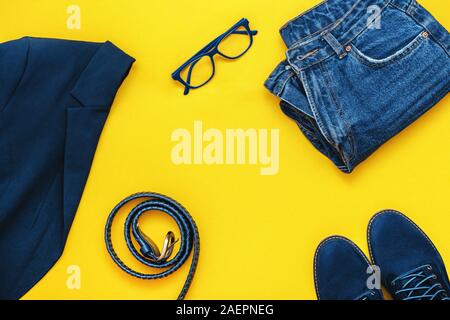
[265,0,450,173]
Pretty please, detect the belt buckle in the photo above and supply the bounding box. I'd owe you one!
[138,226,179,262]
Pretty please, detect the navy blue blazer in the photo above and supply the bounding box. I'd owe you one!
[0,37,134,299]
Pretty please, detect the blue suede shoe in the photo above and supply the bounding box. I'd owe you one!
[314,236,383,300]
[368,210,450,300]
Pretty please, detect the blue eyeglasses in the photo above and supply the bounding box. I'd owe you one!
[172,18,258,95]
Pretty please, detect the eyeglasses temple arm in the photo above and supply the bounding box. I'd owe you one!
[183,58,201,95]
[232,30,258,36]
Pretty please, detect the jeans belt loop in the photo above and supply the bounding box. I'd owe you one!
[321,31,347,59]
[407,0,417,15]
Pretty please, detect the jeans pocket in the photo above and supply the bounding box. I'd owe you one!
[350,30,428,68]
[349,3,429,68]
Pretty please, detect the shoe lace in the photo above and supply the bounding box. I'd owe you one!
[392,265,450,300]
[354,290,377,300]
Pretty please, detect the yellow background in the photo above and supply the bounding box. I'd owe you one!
[1,0,449,300]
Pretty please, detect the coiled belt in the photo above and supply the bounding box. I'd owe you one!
[104,192,200,300]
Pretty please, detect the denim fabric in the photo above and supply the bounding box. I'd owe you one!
[0,37,134,299]
[314,236,383,300]
[368,210,450,300]
[265,0,450,173]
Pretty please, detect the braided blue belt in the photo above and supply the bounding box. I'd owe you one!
[104,192,200,300]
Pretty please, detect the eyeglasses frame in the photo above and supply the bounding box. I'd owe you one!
[172,18,258,95]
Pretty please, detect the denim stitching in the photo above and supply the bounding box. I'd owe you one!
[322,32,346,58]
[289,23,337,50]
[297,48,320,61]
[266,66,294,97]
[299,69,335,148]
[391,0,449,57]
[348,32,426,69]
[408,9,450,57]
[319,62,356,164]
[297,118,341,165]
[389,1,407,11]
[426,81,450,119]
[406,0,417,15]
[280,0,328,32]
[296,51,334,72]
[277,73,294,97]
[339,0,392,48]
[287,0,365,49]
[290,0,392,71]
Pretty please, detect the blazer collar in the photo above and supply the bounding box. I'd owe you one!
[0,37,29,110]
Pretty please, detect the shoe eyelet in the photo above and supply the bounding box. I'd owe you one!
[426,265,433,271]
[391,280,396,286]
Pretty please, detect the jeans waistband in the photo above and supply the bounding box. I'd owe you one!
[280,0,418,71]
